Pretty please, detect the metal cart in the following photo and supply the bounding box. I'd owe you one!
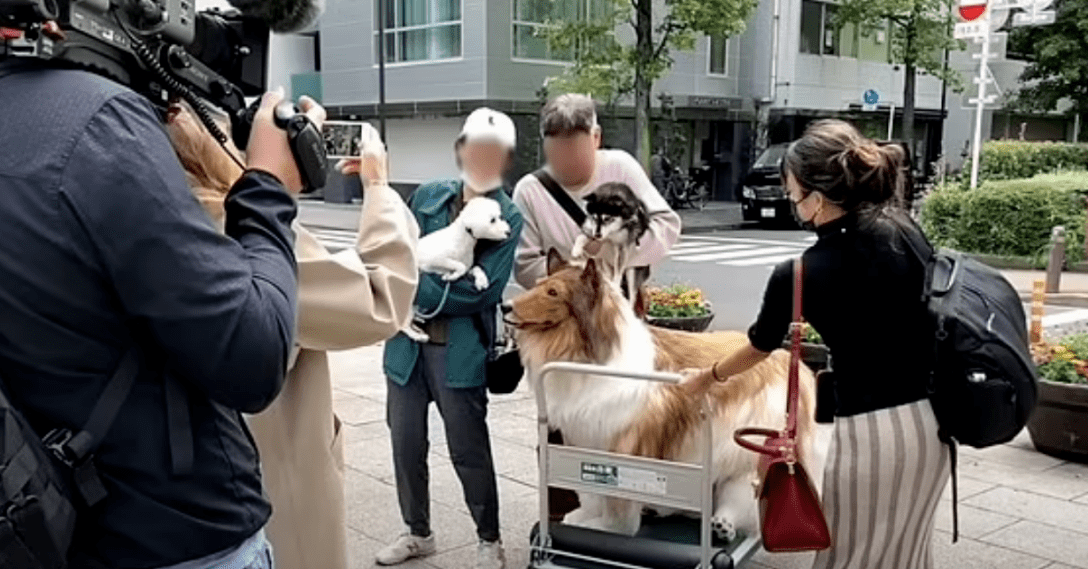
[529,362,762,569]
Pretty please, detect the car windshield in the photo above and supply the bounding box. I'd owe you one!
[753,145,787,169]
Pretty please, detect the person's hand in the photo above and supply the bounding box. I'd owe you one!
[245,89,326,194]
[336,123,388,189]
[679,367,714,399]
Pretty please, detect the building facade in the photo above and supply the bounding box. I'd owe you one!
[277,0,953,201]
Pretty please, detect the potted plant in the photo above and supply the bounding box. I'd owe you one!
[783,324,831,373]
[645,283,715,332]
[1028,334,1088,463]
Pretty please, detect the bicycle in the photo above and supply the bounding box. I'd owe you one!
[663,169,711,211]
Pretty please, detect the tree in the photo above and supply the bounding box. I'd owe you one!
[541,0,758,169]
[1008,0,1088,136]
[835,0,962,162]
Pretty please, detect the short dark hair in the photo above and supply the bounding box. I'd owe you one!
[540,94,598,138]
[781,119,907,213]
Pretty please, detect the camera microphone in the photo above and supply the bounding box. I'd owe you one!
[223,0,324,33]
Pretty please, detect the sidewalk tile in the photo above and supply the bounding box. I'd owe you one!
[1043,565,1082,569]
[964,487,1088,536]
[750,549,815,569]
[932,529,1052,569]
[959,456,1088,500]
[336,393,387,426]
[960,443,1066,472]
[341,421,391,444]
[940,476,998,502]
[487,408,539,449]
[933,501,1018,538]
[980,521,1088,567]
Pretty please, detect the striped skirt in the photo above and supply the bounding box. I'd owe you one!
[812,399,951,569]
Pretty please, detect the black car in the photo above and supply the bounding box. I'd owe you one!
[739,143,790,224]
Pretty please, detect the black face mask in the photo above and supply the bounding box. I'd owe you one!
[791,199,819,232]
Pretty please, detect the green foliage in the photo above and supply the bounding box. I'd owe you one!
[920,171,1088,263]
[964,141,1088,183]
[1060,333,1088,361]
[1038,358,1086,384]
[803,324,824,345]
[1008,0,1088,118]
[835,0,964,85]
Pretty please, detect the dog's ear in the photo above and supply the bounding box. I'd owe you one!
[546,247,567,275]
[580,257,601,294]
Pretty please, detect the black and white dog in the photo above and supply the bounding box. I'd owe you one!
[571,182,651,311]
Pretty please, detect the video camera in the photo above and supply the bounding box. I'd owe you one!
[0,0,327,190]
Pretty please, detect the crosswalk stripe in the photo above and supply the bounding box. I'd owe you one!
[724,252,803,267]
[678,245,800,263]
[671,245,756,260]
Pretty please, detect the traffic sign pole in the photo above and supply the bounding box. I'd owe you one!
[969,20,990,190]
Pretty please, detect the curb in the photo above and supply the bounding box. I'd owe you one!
[1020,293,1088,309]
[681,223,744,235]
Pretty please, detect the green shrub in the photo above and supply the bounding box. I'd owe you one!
[1061,333,1088,361]
[964,141,1088,183]
[921,171,1088,263]
[1037,359,1085,384]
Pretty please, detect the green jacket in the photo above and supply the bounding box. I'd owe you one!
[383,179,524,389]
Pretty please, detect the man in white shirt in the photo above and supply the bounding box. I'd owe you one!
[511,94,681,290]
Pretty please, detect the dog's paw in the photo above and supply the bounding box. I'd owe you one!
[469,267,489,291]
[711,516,737,542]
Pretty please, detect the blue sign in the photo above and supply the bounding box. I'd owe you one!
[863,89,880,105]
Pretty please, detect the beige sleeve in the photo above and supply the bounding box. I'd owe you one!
[294,185,420,351]
[512,177,547,290]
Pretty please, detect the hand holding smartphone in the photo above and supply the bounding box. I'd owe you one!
[329,121,388,187]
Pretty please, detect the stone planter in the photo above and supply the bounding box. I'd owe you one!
[646,311,715,333]
[781,341,831,372]
[1027,379,1088,463]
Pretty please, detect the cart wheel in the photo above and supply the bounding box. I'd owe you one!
[687,182,711,210]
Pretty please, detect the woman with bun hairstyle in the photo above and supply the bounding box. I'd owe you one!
[682,119,949,569]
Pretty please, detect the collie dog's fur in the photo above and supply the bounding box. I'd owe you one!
[509,249,826,540]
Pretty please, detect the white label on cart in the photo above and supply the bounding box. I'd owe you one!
[581,463,667,495]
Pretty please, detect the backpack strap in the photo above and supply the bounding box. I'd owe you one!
[45,349,140,506]
[534,169,586,227]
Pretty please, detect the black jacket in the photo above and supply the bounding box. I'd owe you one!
[0,62,297,567]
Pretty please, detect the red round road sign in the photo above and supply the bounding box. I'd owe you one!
[959,0,987,21]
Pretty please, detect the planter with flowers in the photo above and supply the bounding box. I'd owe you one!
[784,324,832,373]
[1028,335,1088,463]
[645,284,715,332]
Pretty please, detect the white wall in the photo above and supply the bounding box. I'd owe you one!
[386,117,463,184]
[268,34,316,95]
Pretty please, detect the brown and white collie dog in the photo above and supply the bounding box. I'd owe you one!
[508,249,827,541]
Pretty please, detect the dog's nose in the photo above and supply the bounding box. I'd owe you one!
[500,301,514,315]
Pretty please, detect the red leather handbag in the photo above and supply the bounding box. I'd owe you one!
[734,258,831,552]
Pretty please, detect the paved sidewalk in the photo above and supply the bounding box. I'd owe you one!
[329,345,1088,569]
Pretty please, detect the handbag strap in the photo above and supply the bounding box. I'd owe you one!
[534,169,587,227]
[785,257,803,439]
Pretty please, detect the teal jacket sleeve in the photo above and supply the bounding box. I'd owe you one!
[416,199,523,317]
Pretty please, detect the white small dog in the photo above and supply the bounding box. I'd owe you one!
[403,196,511,342]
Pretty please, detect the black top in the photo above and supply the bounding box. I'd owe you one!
[0,62,298,567]
[748,210,932,417]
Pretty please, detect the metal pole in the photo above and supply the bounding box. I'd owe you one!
[377,0,387,140]
[1046,226,1066,294]
[887,103,896,140]
[969,18,991,189]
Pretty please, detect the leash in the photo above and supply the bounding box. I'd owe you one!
[414,281,452,321]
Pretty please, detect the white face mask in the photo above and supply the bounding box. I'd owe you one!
[461,171,503,193]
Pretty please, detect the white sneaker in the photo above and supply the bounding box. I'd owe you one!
[375,533,436,565]
[476,539,505,569]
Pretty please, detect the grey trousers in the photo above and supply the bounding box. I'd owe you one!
[386,343,500,542]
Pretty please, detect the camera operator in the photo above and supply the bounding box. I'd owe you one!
[0,56,319,568]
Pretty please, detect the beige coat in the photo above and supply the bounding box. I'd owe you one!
[167,106,417,569]
[246,186,419,569]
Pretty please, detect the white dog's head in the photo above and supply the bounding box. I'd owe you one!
[460,197,511,241]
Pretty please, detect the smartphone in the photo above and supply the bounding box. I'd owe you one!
[322,121,367,160]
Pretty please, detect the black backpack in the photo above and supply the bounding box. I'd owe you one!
[895,214,1038,540]
[0,351,139,569]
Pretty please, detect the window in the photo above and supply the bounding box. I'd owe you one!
[375,0,462,64]
[708,35,728,76]
[799,0,845,56]
[512,0,610,61]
